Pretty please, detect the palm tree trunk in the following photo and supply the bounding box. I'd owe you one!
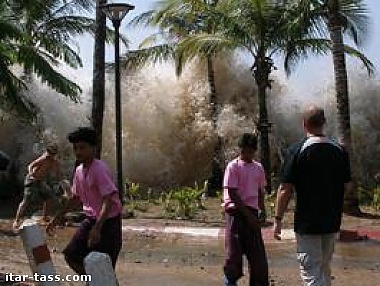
[91,0,107,159]
[257,82,272,194]
[328,0,361,215]
[253,54,273,194]
[206,55,223,196]
[23,23,34,83]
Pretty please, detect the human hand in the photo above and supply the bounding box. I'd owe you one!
[258,210,267,225]
[88,224,102,248]
[273,220,282,240]
[46,219,57,236]
[248,215,260,231]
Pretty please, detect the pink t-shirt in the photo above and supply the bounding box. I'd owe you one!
[223,158,266,210]
[71,159,122,219]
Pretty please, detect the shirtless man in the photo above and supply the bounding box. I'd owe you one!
[13,144,61,230]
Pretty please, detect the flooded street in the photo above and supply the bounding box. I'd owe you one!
[1,220,380,285]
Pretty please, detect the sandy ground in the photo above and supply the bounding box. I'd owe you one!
[1,216,380,286]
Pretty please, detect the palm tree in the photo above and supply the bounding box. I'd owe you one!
[176,0,373,194]
[2,0,119,153]
[7,0,96,95]
[0,0,101,119]
[0,0,35,118]
[326,0,370,215]
[123,0,224,195]
[295,0,373,214]
[178,0,293,194]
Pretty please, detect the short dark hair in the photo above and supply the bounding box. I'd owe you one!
[238,133,258,150]
[46,143,58,154]
[303,106,326,129]
[67,127,97,146]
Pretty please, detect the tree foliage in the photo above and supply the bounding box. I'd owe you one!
[0,0,120,120]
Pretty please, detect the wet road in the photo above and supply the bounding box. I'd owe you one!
[1,222,380,285]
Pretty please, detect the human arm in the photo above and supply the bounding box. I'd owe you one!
[344,181,354,197]
[46,195,81,235]
[273,183,293,240]
[87,163,119,247]
[88,194,113,247]
[258,166,267,222]
[273,144,298,239]
[47,169,81,234]
[228,187,260,230]
[223,161,260,230]
[54,161,63,181]
[342,149,353,200]
[258,187,266,223]
[27,156,44,174]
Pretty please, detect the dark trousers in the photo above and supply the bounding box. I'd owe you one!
[63,215,122,272]
[224,208,269,286]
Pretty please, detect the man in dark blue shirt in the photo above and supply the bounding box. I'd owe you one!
[274,106,352,286]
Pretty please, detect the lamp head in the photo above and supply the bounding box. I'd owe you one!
[101,3,135,23]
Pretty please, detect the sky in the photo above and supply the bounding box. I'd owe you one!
[73,0,380,95]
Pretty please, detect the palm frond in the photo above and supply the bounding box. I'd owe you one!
[39,15,122,47]
[38,15,98,41]
[38,38,83,68]
[119,44,175,70]
[17,45,82,101]
[339,0,370,46]
[283,38,331,76]
[0,19,22,39]
[138,33,164,48]
[50,0,94,16]
[177,33,235,62]
[301,0,370,46]
[105,27,129,47]
[0,53,36,119]
[343,44,375,75]
[8,0,49,22]
[287,0,329,39]
[128,10,155,27]
[283,36,375,76]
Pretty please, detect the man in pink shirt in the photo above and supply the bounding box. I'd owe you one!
[223,133,269,286]
[47,127,122,274]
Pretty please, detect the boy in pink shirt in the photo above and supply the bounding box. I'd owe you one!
[47,127,122,274]
[223,133,269,286]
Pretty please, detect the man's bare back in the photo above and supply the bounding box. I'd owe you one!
[13,145,61,230]
[28,151,60,181]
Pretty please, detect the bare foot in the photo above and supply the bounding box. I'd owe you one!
[12,220,21,233]
[39,217,50,226]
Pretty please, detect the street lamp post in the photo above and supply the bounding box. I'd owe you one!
[101,2,135,203]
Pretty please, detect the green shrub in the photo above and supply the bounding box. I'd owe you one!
[264,192,277,218]
[372,188,380,211]
[161,181,207,219]
[357,186,372,206]
[124,180,150,213]
[126,181,140,201]
[357,186,380,211]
